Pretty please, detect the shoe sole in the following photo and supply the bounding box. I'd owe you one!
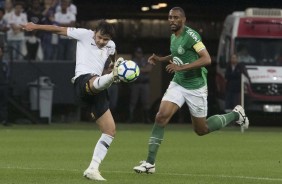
[133,168,155,174]
[113,60,123,83]
[83,173,106,181]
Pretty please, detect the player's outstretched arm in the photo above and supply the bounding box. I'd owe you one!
[148,54,172,65]
[21,22,67,36]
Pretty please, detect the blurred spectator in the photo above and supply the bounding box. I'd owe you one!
[0,46,10,126]
[25,0,43,60]
[237,44,256,64]
[3,0,14,21]
[0,7,9,47]
[225,54,249,112]
[41,0,58,60]
[56,0,76,15]
[275,49,282,66]
[6,2,27,61]
[54,0,76,60]
[128,47,152,123]
[26,0,43,25]
[0,0,5,8]
[25,31,43,60]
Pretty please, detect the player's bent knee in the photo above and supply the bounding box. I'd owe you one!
[155,113,169,126]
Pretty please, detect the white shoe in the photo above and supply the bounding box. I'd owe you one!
[112,57,124,83]
[83,168,106,181]
[233,105,249,129]
[133,160,155,174]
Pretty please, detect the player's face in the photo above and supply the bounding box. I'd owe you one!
[168,10,185,33]
[94,31,111,48]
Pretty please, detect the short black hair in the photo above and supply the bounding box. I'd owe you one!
[0,8,5,14]
[14,1,24,7]
[95,20,115,38]
[171,7,186,17]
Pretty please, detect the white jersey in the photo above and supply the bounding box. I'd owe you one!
[6,12,28,41]
[67,27,116,80]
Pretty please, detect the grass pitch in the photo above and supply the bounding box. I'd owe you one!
[0,123,282,184]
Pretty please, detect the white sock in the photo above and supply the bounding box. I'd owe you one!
[93,73,114,91]
[89,133,114,170]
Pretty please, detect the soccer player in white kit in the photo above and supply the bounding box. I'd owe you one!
[21,20,123,181]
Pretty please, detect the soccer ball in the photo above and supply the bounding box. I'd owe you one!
[117,60,140,83]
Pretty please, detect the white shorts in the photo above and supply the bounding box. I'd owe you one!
[162,81,208,118]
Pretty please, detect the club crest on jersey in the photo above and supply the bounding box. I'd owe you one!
[177,45,185,55]
[172,57,184,66]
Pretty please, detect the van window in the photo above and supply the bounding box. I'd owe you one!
[235,38,282,66]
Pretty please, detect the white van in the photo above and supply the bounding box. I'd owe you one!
[216,8,282,113]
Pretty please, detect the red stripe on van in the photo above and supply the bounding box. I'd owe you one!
[237,18,282,38]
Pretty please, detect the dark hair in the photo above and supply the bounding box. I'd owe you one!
[0,8,5,14]
[171,7,186,17]
[95,20,115,38]
[14,1,24,7]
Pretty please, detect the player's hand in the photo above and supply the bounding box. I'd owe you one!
[166,60,182,73]
[148,53,159,65]
[20,22,37,31]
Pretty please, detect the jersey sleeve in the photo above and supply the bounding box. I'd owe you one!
[67,28,93,41]
[193,41,206,53]
[187,29,206,53]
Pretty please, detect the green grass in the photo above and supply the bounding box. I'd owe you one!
[1,123,282,184]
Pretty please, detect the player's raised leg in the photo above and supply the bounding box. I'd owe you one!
[89,57,124,93]
[192,105,249,135]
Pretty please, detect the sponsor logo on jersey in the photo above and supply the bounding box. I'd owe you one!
[172,57,184,66]
[186,29,199,42]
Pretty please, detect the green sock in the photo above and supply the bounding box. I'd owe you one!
[146,123,164,164]
[207,111,239,132]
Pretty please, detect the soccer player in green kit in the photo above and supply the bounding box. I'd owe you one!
[133,7,249,174]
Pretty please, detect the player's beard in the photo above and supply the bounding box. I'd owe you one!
[97,43,105,48]
[170,24,181,33]
[95,40,105,48]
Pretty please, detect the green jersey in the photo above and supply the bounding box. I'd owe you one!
[170,26,208,89]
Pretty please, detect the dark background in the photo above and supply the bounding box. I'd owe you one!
[73,0,282,20]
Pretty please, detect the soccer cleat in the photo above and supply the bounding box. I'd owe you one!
[83,168,106,181]
[112,57,124,83]
[233,105,249,129]
[133,160,156,174]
